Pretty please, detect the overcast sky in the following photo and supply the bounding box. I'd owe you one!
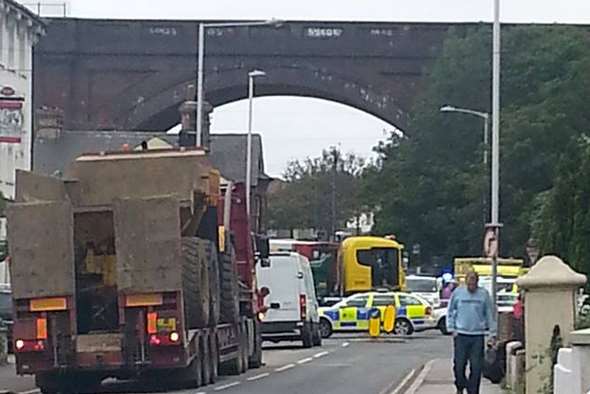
[33,1,590,177]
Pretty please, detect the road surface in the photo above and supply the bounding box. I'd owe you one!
[1,332,451,394]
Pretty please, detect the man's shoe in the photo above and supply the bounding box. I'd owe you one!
[456,390,464,394]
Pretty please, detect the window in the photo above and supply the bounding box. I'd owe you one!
[372,295,395,307]
[343,296,368,308]
[398,294,423,307]
[406,278,437,293]
[356,247,400,288]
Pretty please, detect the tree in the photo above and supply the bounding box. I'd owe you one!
[266,147,366,237]
[364,25,590,266]
[533,137,590,279]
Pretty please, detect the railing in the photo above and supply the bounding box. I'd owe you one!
[22,2,67,17]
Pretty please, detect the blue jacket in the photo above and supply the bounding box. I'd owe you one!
[447,286,497,336]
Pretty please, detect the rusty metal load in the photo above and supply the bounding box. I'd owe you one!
[8,148,219,330]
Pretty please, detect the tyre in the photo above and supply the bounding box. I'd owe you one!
[36,372,61,394]
[225,325,244,375]
[312,322,322,346]
[181,237,210,328]
[200,335,211,386]
[248,319,263,368]
[208,330,219,384]
[394,318,414,336]
[219,246,239,324]
[319,318,333,338]
[438,317,450,335]
[240,321,248,373]
[207,243,220,326]
[301,322,313,348]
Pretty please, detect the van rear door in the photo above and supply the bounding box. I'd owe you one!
[257,254,300,322]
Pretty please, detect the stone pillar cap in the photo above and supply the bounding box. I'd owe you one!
[516,255,587,290]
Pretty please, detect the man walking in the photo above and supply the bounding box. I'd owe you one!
[447,271,496,394]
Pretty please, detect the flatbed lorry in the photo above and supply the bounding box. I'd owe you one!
[6,148,266,393]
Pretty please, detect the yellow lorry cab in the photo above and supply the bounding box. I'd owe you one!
[454,257,528,282]
[338,236,405,295]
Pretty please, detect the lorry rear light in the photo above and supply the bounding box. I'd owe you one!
[14,339,45,353]
[149,333,181,347]
[36,318,48,340]
[299,294,307,320]
[149,335,161,346]
[169,331,180,343]
[147,312,157,334]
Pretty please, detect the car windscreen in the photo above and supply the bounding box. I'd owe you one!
[406,278,437,292]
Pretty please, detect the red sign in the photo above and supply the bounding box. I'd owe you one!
[0,98,24,143]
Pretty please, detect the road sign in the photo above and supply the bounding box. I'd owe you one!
[483,228,498,258]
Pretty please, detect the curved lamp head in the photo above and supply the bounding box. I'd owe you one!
[249,70,267,78]
[440,105,456,112]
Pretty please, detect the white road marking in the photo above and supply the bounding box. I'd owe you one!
[247,372,270,381]
[313,351,329,358]
[342,341,350,347]
[213,381,241,391]
[403,359,436,394]
[297,357,313,364]
[386,368,416,394]
[275,363,295,372]
[19,390,41,394]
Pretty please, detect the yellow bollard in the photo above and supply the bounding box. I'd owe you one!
[368,308,381,338]
[382,305,396,334]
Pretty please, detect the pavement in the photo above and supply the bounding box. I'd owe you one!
[405,358,503,394]
[1,332,452,394]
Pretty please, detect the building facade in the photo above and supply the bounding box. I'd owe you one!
[0,0,44,199]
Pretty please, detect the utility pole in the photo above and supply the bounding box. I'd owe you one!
[330,148,339,241]
[490,0,502,319]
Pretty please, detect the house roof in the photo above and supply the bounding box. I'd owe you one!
[33,130,269,185]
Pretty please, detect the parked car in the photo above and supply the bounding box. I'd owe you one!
[318,291,437,338]
[405,275,440,307]
[256,252,322,347]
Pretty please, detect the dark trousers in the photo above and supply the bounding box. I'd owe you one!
[453,334,484,394]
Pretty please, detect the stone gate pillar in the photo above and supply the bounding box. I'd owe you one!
[516,255,587,394]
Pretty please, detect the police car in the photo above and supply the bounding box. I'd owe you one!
[318,291,437,338]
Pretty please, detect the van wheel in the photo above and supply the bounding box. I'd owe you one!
[394,318,414,336]
[301,322,313,348]
[312,323,322,346]
[319,318,333,338]
[438,317,450,335]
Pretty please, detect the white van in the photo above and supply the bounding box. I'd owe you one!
[256,252,322,347]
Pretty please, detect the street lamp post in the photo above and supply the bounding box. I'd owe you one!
[246,70,266,218]
[196,19,282,147]
[440,105,490,225]
[491,0,502,320]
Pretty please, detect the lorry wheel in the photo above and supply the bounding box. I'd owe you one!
[181,237,210,328]
[200,335,211,387]
[219,245,239,324]
[319,318,333,338]
[207,242,221,326]
[312,323,323,346]
[208,330,219,383]
[224,322,244,375]
[248,319,263,368]
[301,322,314,348]
[188,350,204,388]
[240,321,248,373]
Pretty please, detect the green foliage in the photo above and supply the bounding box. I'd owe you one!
[266,147,366,236]
[365,25,590,267]
[0,191,5,217]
